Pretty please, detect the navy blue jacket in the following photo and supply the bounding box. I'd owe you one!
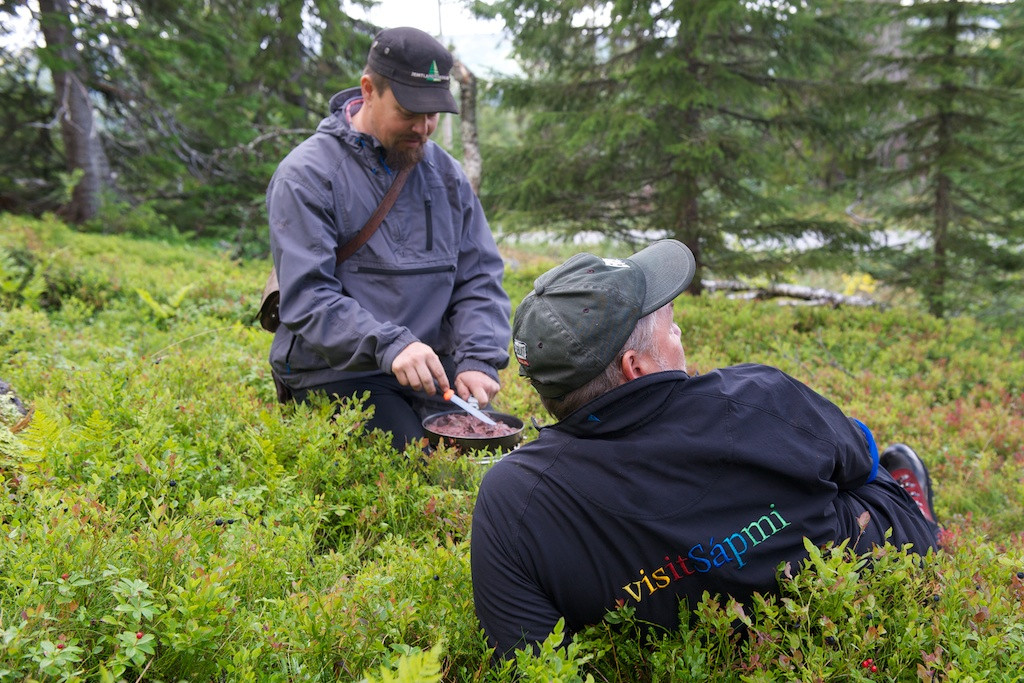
[471,364,939,657]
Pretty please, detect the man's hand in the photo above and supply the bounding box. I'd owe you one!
[392,342,448,395]
[456,370,500,408]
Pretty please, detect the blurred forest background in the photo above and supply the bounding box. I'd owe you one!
[1,0,1022,323]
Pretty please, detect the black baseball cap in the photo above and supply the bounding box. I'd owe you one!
[512,240,696,399]
[367,27,459,115]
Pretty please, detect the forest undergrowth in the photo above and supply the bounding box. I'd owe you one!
[1,214,1023,681]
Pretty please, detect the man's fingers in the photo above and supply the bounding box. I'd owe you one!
[392,342,448,395]
[419,363,442,395]
[456,371,500,406]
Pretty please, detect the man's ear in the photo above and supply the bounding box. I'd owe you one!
[621,349,664,380]
[360,74,374,100]
[620,349,645,381]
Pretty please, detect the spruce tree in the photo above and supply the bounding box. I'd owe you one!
[863,0,1024,318]
[476,0,869,290]
[1,0,372,246]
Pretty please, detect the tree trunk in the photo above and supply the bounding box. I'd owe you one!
[37,0,106,223]
[703,280,878,308]
[453,59,482,195]
[929,3,960,319]
[676,99,703,295]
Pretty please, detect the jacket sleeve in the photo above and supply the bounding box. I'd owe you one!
[267,164,418,372]
[754,365,878,490]
[471,480,564,659]
[719,364,877,492]
[445,176,512,380]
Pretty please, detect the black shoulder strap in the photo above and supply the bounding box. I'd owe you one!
[336,164,412,263]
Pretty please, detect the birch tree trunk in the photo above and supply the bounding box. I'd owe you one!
[453,59,482,195]
[37,0,106,223]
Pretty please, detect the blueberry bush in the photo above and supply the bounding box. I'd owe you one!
[1,214,1022,681]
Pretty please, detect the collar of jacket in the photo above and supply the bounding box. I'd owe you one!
[554,370,690,439]
[320,87,397,175]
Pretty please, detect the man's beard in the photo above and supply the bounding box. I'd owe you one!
[385,139,426,170]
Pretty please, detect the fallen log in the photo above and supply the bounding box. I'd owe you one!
[701,280,878,308]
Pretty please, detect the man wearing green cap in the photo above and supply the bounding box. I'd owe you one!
[266,27,511,451]
[471,239,940,659]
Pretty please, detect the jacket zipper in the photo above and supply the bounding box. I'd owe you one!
[356,264,455,276]
[424,198,433,251]
[284,336,297,372]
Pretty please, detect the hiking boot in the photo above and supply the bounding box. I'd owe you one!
[881,443,936,523]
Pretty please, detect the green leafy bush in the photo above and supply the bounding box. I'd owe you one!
[1,214,1022,681]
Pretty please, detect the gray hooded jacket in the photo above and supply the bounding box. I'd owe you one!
[267,87,511,390]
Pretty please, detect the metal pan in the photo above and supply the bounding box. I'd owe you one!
[422,409,525,454]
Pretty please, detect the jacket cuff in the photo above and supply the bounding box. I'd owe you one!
[456,358,500,383]
[852,418,880,483]
[380,330,421,375]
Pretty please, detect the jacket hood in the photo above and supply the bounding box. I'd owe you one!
[317,87,364,142]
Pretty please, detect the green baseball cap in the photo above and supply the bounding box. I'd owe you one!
[512,239,696,399]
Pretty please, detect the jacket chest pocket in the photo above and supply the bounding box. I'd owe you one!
[379,179,458,258]
[355,264,456,277]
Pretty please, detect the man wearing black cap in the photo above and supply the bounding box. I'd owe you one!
[266,27,511,451]
[470,240,940,658]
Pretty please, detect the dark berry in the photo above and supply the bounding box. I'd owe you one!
[215,518,224,526]
[1017,572,1024,579]
[168,479,177,487]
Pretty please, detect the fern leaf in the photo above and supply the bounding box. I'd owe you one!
[14,406,65,470]
[135,288,170,319]
[168,283,196,309]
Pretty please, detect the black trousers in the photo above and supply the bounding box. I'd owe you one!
[835,468,942,554]
[291,374,450,452]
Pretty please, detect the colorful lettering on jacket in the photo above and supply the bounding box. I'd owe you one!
[619,504,791,605]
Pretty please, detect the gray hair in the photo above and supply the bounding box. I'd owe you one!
[540,309,661,420]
